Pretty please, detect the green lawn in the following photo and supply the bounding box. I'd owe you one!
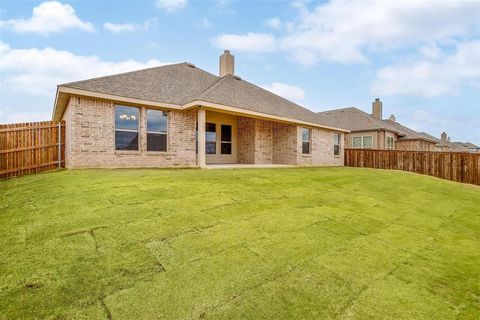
[1,167,479,319]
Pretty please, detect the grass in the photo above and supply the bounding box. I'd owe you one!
[0,167,479,319]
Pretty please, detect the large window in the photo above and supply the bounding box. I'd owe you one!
[386,136,394,150]
[221,125,232,155]
[206,123,216,155]
[352,136,373,149]
[115,105,139,150]
[302,128,311,155]
[334,133,341,156]
[147,109,167,151]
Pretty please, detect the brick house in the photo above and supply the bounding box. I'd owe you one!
[52,51,349,168]
[316,99,439,151]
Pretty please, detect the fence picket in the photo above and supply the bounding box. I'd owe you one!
[345,148,479,185]
[0,121,65,179]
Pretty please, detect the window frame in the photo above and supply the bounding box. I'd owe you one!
[302,127,311,155]
[386,136,394,150]
[352,135,373,149]
[205,122,217,155]
[220,124,232,155]
[146,109,168,152]
[115,105,140,151]
[334,133,341,156]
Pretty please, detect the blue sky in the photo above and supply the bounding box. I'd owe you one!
[1,0,479,143]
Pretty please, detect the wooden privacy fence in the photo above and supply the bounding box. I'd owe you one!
[345,148,480,185]
[0,121,65,179]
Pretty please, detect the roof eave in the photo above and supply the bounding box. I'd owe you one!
[184,100,350,133]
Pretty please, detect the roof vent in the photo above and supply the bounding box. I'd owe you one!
[340,109,344,112]
[185,62,196,68]
[233,75,242,80]
[326,111,330,114]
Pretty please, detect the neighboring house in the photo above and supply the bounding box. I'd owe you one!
[316,99,438,151]
[52,51,349,168]
[433,132,480,153]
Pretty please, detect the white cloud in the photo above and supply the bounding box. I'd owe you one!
[104,22,136,33]
[261,82,305,102]
[0,1,94,35]
[0,42,168,96]
[212,32,276,53]
[103,18,158,33]
[212,0,479,65]
[265,17,282,30]
[156,0,188,11]
[372,40,480,97]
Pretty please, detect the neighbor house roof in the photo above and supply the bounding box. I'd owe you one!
[382,119,438,143]
[53,62,349,132]
[315,107,403,135]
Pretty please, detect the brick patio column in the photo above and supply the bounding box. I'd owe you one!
[197,108,206,167]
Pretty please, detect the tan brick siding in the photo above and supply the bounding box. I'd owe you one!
[396,140,436,151]
[64,96,197,168]
[63,96,344,168]
[273,122,297,165]
[254,119,273,164]
[237,117,255,164]
[297,127,344,166]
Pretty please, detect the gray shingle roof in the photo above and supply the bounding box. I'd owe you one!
[62,63,219,105]
[59,63,345,130]
[382,120,438,143]
[315,107,402,134]
[196,74,323,125]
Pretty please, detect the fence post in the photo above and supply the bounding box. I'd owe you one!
[58,122,61,168]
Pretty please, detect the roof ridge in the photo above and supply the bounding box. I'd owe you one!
[316,107,358,113]
[193,76,228,103]
[61,62,220,88]
[60,62,186,87]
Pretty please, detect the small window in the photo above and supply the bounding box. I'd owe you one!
[302,128,311,155]
[115,105,139,150]
[334,133,341,155]
[363,136,373,148]
[386,136,394,150]
[147,109,167,151]
[352,136,362,148]
[206,123,216,155]
[221,124,232,155]
[352,136,373,149]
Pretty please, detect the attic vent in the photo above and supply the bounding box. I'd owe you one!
[233,75,242,80]
[185,62,196,68]
[340,109,344,112]
[326,111,330,114]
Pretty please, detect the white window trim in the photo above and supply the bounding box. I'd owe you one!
[386,136,395,150]
[352,135,373,149]
[302,127,311,155]
[334,133,341,156]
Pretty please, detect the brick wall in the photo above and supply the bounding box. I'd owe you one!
[237,117,255,164]
[273,122,297,165]
[62,96,344,168]
[63,96,197,168]
[254,119,273,164]
[297,127,344,166]
[396,140,436,151]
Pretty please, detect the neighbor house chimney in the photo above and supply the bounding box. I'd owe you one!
[219,50,234,77]
[441,132,447,143]
[372,98,382,119]
[389,114,396,122]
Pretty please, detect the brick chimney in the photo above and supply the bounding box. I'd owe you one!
[441,132,447,143]
[389,114,396,122]
[372,98,382,119]
[219,50,234,77]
